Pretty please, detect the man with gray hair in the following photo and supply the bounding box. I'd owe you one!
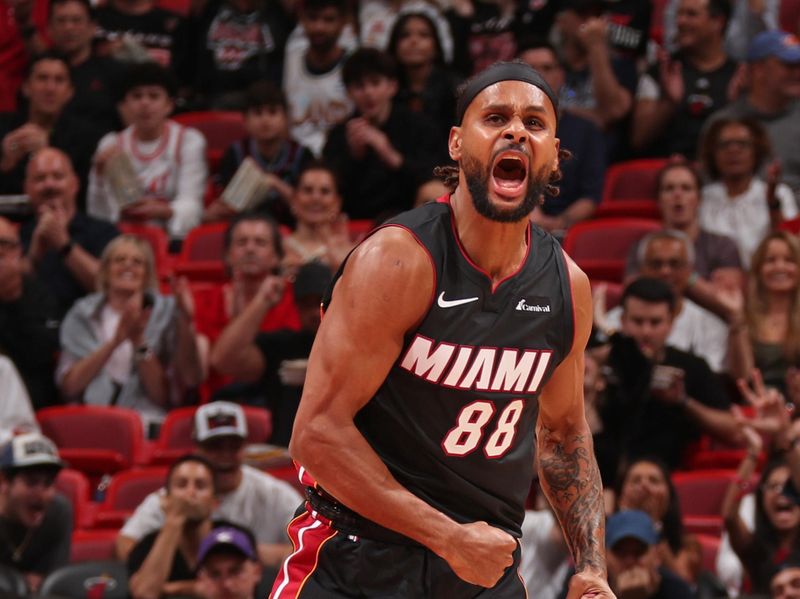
[600,229,731,372]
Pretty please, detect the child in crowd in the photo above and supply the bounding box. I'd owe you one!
[204,81,314,226]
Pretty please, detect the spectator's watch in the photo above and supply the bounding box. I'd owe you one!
[134,344,153,362]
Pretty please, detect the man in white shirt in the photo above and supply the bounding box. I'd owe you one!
[282,0,353,156]
[603,229,730,373]
[115,401,301,567]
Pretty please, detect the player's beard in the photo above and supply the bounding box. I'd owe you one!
[461,150,549,223]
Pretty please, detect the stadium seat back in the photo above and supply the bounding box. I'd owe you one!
[602,159,669,202]
[37,406,145,475]
[70,529,119,563]
[56,468,93,529]
[673,469,755,518]
[562,218,662,282]
[39,561,128,599]
[102,467,168,512]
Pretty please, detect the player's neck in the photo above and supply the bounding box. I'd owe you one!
[450,189,529,288]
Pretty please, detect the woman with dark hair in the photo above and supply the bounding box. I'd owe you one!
[722,434,800,594]
[614,458,685,564]
[615,458,729,597]
[699,117,798,268]
[386,10,459,146]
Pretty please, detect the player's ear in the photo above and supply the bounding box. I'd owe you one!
[551,137,561,176]
[448,126,462,161]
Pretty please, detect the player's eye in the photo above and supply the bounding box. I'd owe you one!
[525,118,544,129]
[485,114,505,125]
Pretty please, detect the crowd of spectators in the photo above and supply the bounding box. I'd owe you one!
[2,0,800,596]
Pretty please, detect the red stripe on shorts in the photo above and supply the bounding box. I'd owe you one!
[270,512,338,599]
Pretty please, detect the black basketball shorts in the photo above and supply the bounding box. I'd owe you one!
[269,510,528,598]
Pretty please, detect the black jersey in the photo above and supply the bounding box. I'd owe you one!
[322,198,574,537]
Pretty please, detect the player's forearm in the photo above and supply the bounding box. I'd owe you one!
[291,416,460,557]
[536,421,606,576]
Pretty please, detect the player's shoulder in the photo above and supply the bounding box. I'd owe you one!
[560,249,591,300]
[347,204,449,280]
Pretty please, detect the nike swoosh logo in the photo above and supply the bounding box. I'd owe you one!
[437,292,479,308]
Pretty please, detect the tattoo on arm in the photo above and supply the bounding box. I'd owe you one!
[537,425,606,574]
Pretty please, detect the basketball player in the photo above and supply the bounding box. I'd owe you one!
[271,61,615,599]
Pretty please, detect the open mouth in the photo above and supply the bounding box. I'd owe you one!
[491,153,528,196]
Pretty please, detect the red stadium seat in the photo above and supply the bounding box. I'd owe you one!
[673,469,759,536]
[562,218,662,282]
[780,216,800,235]
[94,467,168,529]
[70,529,119,563]
[37,406,147,478]
[150,405,272,465]
[172,112,246,174]
[347,219,376,243]
[695,533,721,575]
[781,0,800,34]
[590,280,623,311]
[594,198,661,220]
[56,468,97,529]
[174,222,228,282]
[156,0,190,15]
[602,159,670,202]
[117,222,173,281]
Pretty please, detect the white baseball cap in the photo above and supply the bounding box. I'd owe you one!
[193,402,248,443]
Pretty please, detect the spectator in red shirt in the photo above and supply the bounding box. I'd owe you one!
[195,214,299,393]
[0,0,48,112]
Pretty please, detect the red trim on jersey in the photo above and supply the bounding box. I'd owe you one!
[561,248,578,357]
[129,121,171,162]
[517,567,529,598]
[270,512,338,599]
[442,195,532,293]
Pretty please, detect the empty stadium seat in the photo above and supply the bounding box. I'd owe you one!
[70,529,119,563]
[602,159,669,202]
[93,467,168,529]
[150,405,272,465]
[56,468,97,529]
[174,222,228,282]
[673,469,760,536]
[172,111,246,174]
[37,406,147,478]
[562,218,662,282]
[594,198,661,220]
[39,561,128,599]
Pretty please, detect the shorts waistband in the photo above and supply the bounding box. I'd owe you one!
[305,486,421,547]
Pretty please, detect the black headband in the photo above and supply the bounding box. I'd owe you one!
[455,61,559,125]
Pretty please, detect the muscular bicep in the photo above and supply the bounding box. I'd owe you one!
[293,228,434,432]
[537,257,593,431]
